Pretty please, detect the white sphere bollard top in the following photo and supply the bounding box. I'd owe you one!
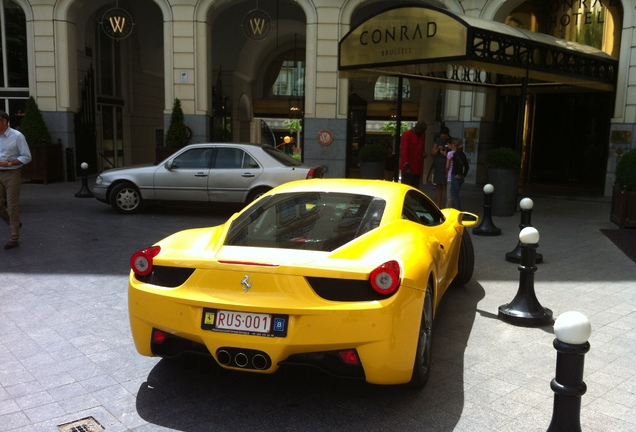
[483,184,494,194]
[554,311,591,344]
[80,162,89,170]
[519,226,540,244]
[520,197,534,210]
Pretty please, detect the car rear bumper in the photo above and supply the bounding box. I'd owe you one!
[128,276,425,384]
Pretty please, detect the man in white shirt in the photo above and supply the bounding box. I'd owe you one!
[0,110,32,249]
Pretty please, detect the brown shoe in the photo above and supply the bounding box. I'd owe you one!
[4,241,18,249]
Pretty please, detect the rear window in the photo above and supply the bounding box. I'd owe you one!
[225,192,386,251]
[262,145,303,166]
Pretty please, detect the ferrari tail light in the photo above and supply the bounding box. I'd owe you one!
[338,350,360,365]
[152,329,167,344]
[131,246,161,276]
[369,260,401,295]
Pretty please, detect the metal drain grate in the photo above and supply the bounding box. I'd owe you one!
[57,416,104,432]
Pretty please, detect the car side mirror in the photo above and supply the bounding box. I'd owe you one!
[165,160,174,170]
[459,212,478,227]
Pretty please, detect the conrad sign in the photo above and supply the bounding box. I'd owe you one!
[339,7,467,69]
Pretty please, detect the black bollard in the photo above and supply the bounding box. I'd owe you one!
[473,184,501,236]
[498,227,553,327]
[506,197,543,263]
[75,162,94,198]
[547,311,591,432]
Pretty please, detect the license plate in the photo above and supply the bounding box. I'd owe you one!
[201,308,288,337]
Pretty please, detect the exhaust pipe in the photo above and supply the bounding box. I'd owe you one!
[216,349,231,366]
[252,354,268,370]
[234,352,249,368]
[216,347,271,370]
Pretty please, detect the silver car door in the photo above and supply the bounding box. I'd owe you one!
[208,147,263,202]
[153,147,213,202]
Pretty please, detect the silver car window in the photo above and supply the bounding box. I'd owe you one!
[243,152,260,169]
[214,148,243,169]
[172,148,212,169]
[262,145,302,167]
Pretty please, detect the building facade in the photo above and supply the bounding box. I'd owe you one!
[1,0,632,196]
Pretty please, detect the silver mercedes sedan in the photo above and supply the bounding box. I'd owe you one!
[93,143,324,214]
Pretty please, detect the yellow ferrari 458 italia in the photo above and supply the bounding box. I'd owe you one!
[128,179,478,387]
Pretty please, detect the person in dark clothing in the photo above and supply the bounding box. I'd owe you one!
[431,126,451,206]
[446,138,469,210]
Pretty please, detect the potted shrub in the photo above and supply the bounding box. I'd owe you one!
[611,149,636,228]
[358,142,387,180]
[485,147,522,216]
[158,98,190,160]
[20,96,52,145]
[19,96,63,183]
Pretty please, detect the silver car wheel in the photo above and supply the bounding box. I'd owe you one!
[111,183,142,214]
[246,187,271,204]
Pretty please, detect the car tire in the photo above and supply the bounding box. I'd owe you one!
[110,182,143,214]
[452,229,475,287]
[409,283,433,388]
[246,187,270,204]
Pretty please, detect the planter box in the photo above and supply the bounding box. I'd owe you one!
[610,185,636,229]
[359,161,385,180]
[488,168,520,217]
[21,143,64,184]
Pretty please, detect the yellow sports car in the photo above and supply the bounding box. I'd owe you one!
[128,179,478,386]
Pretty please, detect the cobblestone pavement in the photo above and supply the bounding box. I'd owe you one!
[1,180,635,431]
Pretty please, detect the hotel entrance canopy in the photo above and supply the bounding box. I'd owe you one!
[338,5,618,92]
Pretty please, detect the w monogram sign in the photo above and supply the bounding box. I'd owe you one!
[243,9,271,41]
[101,8,134,40]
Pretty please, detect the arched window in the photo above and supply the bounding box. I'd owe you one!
[0,0,28,124]
[374,76,410,101]
[272,60,305,97]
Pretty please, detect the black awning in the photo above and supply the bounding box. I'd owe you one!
[338,5,617,91]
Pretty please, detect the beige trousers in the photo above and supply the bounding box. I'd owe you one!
[0,168,22,242]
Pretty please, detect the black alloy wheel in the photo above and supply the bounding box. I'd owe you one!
[452,230,475,287]
[409,283,434,387]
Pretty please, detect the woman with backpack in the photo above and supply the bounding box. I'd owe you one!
[445,138,469,210]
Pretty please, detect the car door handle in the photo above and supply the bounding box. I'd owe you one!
[194,172,208,177]
[241,173,255,178]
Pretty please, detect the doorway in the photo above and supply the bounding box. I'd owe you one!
[495,88,612,195]
[526,91,612,195]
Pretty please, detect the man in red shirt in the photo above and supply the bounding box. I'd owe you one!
[400,121,427,188]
